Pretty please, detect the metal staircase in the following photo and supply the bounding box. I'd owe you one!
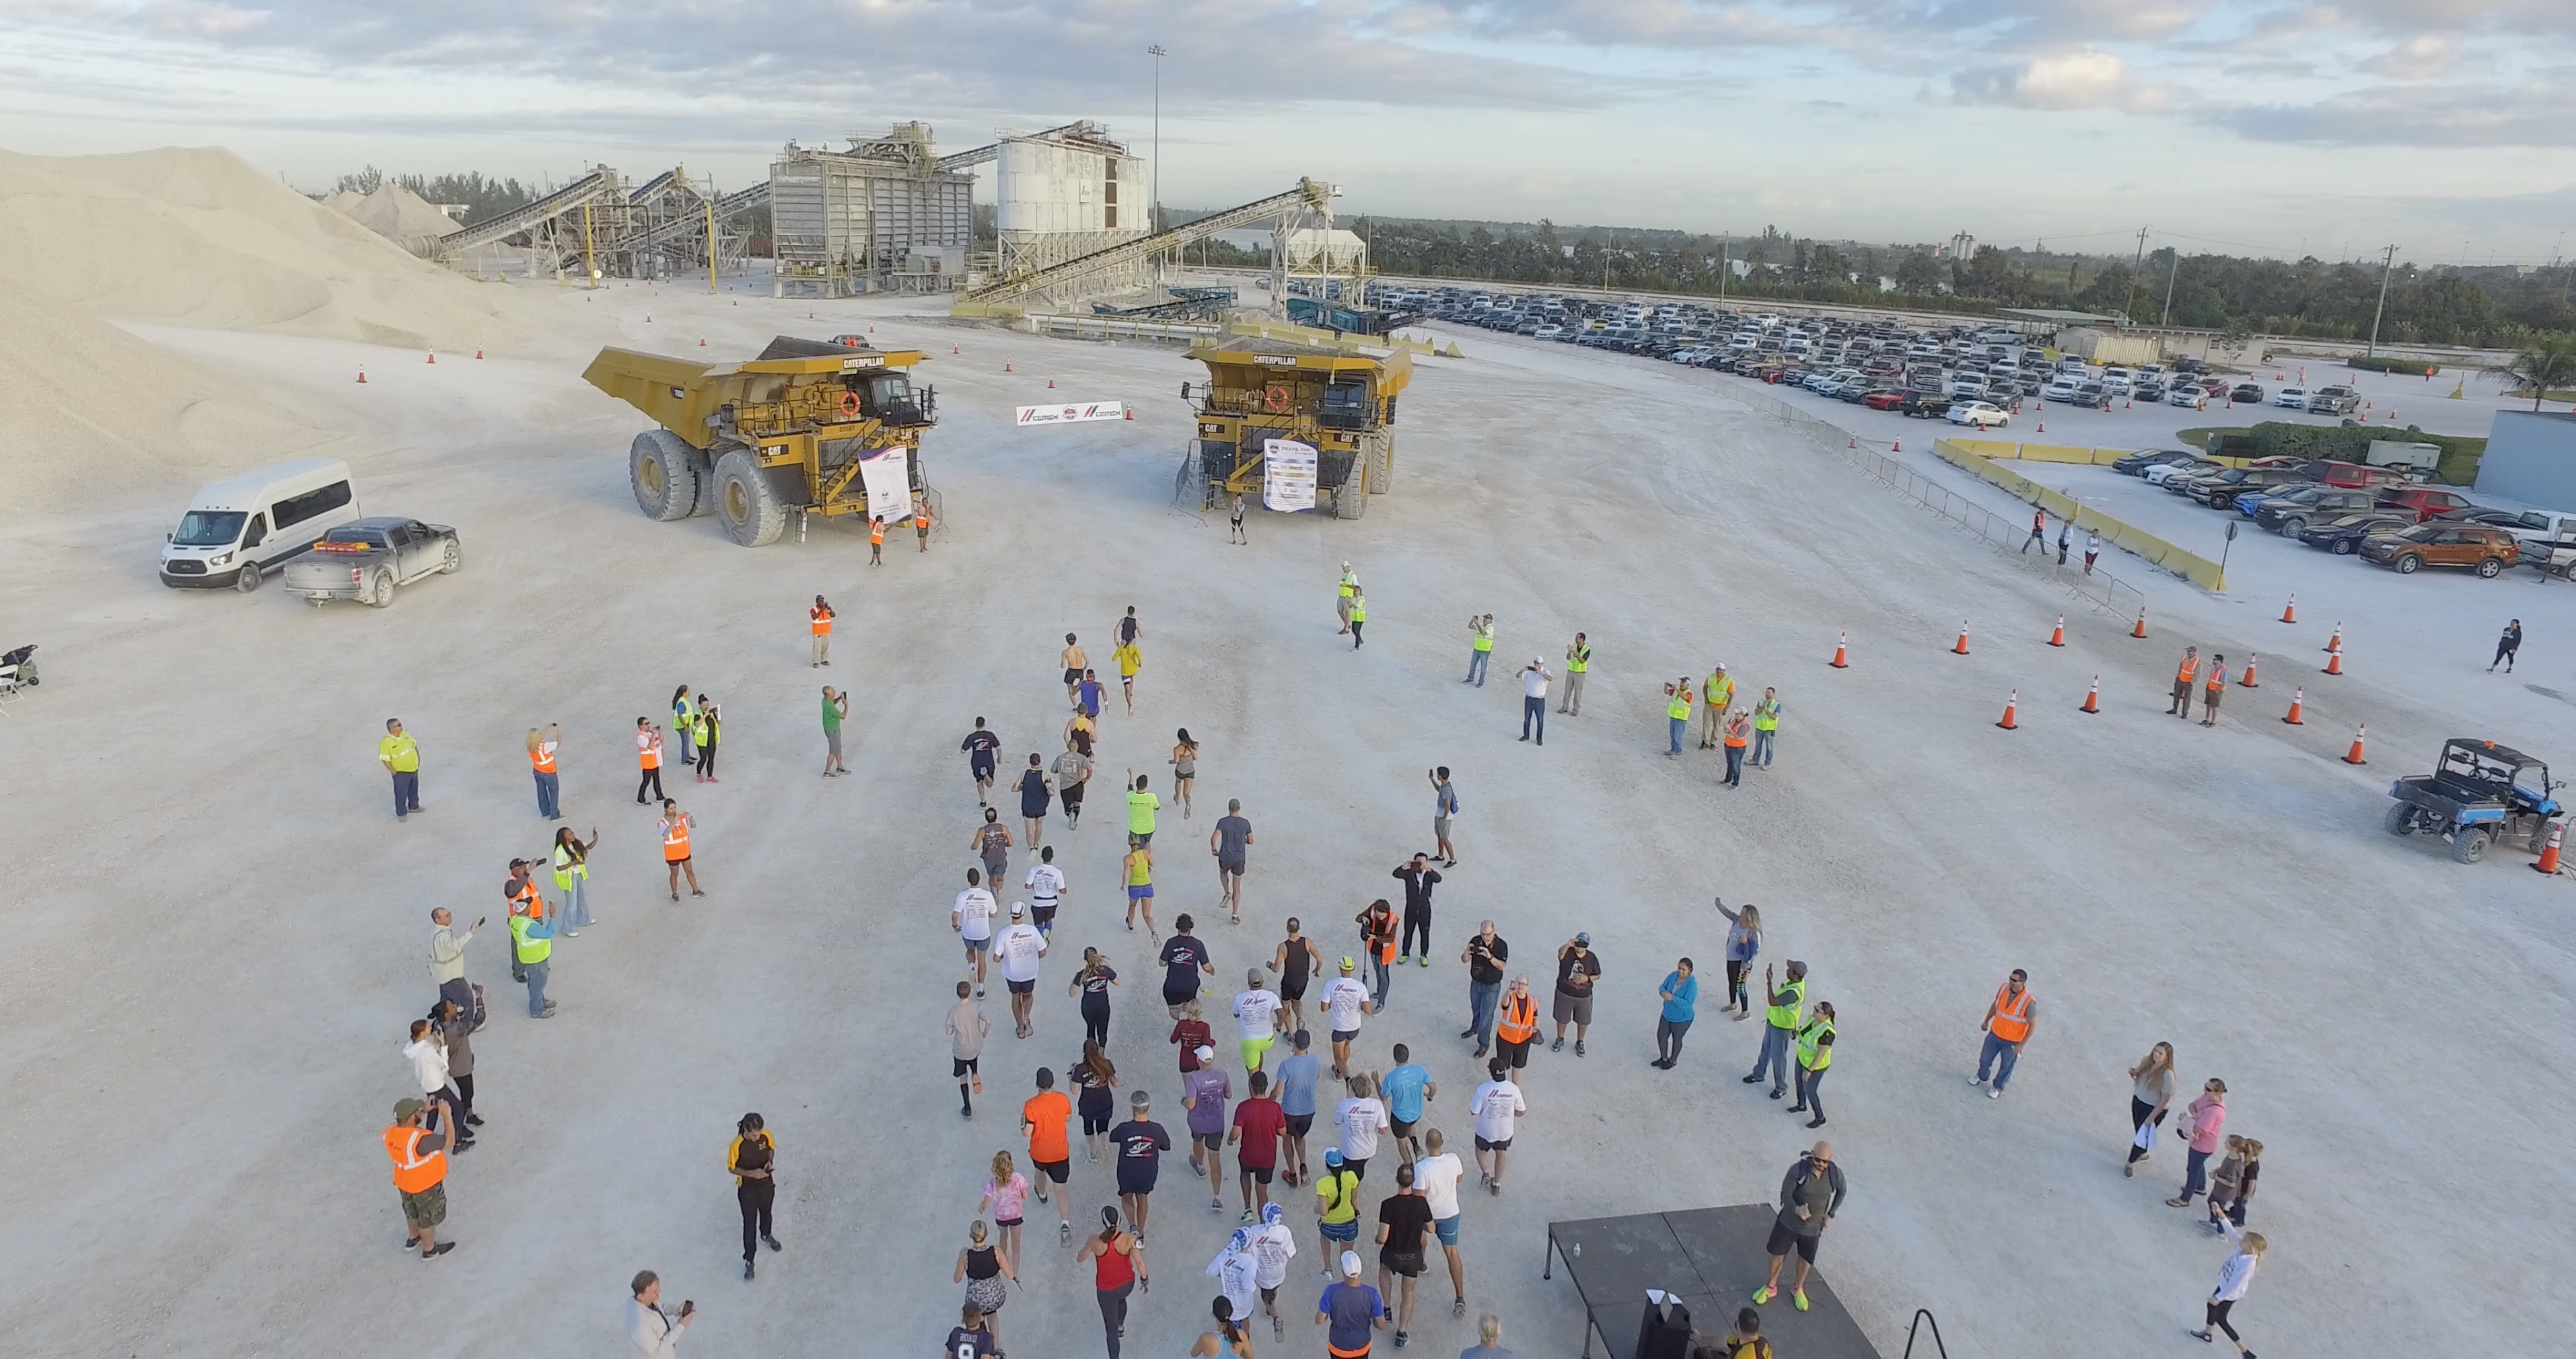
[962,178,1332,308]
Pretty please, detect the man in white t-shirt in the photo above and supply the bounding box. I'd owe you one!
[1250,1201,1297,1339]
[952,868,999,984]
[1467,1059,1527,1195]
[1517,657,1552,745]
[1318,957,1373,1080]
[1208,1226,1261,1329]
[993,902,1048,1039]
[1023,850,1067,937]
[1233,968,1285,1072]
[1412,1128,1468,1313]
[1332,1074,1390,1181]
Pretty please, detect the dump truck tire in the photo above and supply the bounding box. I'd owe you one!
[712,447,787,547]
[631,430,702,522]
[1334,483,1367,519]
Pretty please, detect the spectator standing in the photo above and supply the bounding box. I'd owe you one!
[2084,531,2102,574]
[1429,768,1460,867]
[820,687,849,776]
[1464,614,1494,686]
[670,686,697,768]
[810,595,834,667]
[1789,1001,1835,1129]
[509,896,555,1019]
[1721,708,1751,787]
[1744,961,1806,1097]
[428,907,482,1013]
[1750,690,1781,768]
[384,1096,455,1259]
[1357,899,1401,1011]
[432,996,481,1135]
[1651,959,1696,1070]
[2168,1079,2229,1208]
[659,799,703,901]
[635,717,666,805]
[2493,619,2522,673]
[1664,677,1694,758]
[1752,1142,1844,1313]
[1971,969,2036,1099]
[1558,633,1590,716]
[2022,507,2047,554]
[2056,519,2071,565]
[1458,921,1508,1058]
[2207,1135,2262,1232]
[729,1113,781,1279]
[1348,587,1367,648]
[379,717,422,821]
[526,723,562,820]
[627,1272,692,1357]
[2200,655,2228,727]
[1715,899,1760,1021]
[1517,657,1551,744]
[1391,855,1442,968]
[1336,562,1359,634]
[2126,1041,2178,1175]
[403,1018,472,1152]
[551,825,598,937]
[2169,647,2201,719]
[1550,934,1600,1056]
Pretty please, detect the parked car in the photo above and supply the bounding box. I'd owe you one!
[2299,511,2413,554]
[2112,449,2199,475]
[2133,380,2167,402]
[2307,385,2361,416]
[2273,387,2310,408]
[2358,523,2519,576]
[2042,376,2085,403]
[1900,392,1956,419]
[2166,385,2210,408]
[282,517,462,607]
[1861,390,1907,411]
[2251,486,2384,534]
[2228,383,2264,403]
[2193,466,2309,507]
[1947,401,2011,429]
[2429,507,2530,529]
[2146,457,2225,486]
[2518,537,2576,579]
[2379,486,2475,522]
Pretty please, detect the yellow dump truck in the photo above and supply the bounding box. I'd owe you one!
[581,336,935,546]
[1187,338,1408,519]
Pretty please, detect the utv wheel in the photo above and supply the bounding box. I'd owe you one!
[2452,829,2486,863]
[631,429,703,522]
[712,447,787,547]
[2384,803,2413,836]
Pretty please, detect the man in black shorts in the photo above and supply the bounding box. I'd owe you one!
[1109,1090,1172,1242]
[946,981,989,1119]
[960,718,1001,808]
[1551,933,1600,1057]
[1374,1162,1435,1347]
[1493,976,1538,1075]
[1755,1142,1844,1311]
[1271,918,1320,1032]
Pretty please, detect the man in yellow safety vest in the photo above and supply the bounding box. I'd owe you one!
[1789,1002,1835,1130]
[1558,632,1591,717]
[1743,960,1807,1098]
[1664,679,1694,758]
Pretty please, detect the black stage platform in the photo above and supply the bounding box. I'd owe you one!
[1542,1206,1884,1359]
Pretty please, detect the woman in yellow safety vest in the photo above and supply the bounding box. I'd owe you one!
[552,824,600,936]
[692,698,721,783]
[670,686,698,766]
[1347,589,1367,649]
[1664,680,1694,758]
[1791,1001,1835,1129]
[1752,690,1781,768]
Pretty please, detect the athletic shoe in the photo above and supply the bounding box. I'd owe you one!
[1062,1220,1074,1245]
[1742,1074,1762,1084]
[1751,1286,1774,1305]
[423,1241,456,1259]
[2123,1164,2135,1178]
[1574,1041,1585,1057]
[1989,1088,2002,1099]
[1394,1331,1408,1348]
[1454,1298,1467,1318]
[1969,1075,1987,1085]
[744,1260,754,1280]
[1275,1316,1286,1339]
[1416,955,1428,967]
[1210,1195,1222,1211]
[1192,1160,1207,1178]
[764,1234,783,1252]
[1550,1037,1565,1052]
[1241,1209,1257,1224]
[1768,1089,1785,1101]
[1806,1116,1826,1129]
[2188,1329,2215,1344]
[1787,1103,1807,1113]
[1792,1289,1809,1312]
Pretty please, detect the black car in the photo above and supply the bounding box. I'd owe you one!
[2299,511,2411,554]
[1900,392,1955,419]
[2112,449,2200,476]
[2231,383,2265,403]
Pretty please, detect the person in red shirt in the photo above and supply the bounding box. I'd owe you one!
[1022,1068,1076,1241]
[1170,1001,1214,1073]
[1228,1069,1288,1222]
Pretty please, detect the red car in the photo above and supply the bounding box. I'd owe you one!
[1861,390,1906,411]
[2379,486,2473,522]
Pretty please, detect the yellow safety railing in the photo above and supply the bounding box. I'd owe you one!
[1933,440,2230,591]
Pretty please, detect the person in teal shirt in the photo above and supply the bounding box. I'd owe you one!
[1378,1045,1435,1163]
[1652,959,1698,1070]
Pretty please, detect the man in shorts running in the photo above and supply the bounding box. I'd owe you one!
[1211,800,1253,924]
[1183,1047,1233,1209]
[1022,1068,1076,1241]
[1234,969,1285,1072]
[1468,1059,1526,1195]
[1077,669,1105,726]
[1050,742,1092,830]
[993,902,1047,1039]
[1378,1045,1435,1164]
[1024,846,1066,937]
[1229,1069,1287,1222]
[952,869,997,984]
[1373,1162,1435,1347]
[1332,1074,1389,1183]
[1318,958,1373,1080]
[946,981,989,1119]
[1159,915,1213,1017]
[1275,1031,1321,1187]
[1125,771,1161,846]
[1412,1128,1468,1317]
[960,717,1001,807]
[1109,1091,1172,1241]
[1060,634,1087,709]
[1113,636,1143,714]
[969,807,1012,889]
[1271,918,1322,1033]
[1250,1202,1297,1337]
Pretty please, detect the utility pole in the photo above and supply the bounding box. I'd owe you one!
[2125,225,2148,322]
[2159,247,2182,328]
[2366,244,2399,358]
[1147,45,1167,237]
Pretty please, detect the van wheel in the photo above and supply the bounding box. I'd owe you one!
[2476,557,2503,578]
[712,447,787,547]
[2396,554,2421,574]
[367,571,396,608]
[235,562,262,593]
[630,429,703,522]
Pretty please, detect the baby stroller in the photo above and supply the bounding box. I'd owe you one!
[0,643,38,704]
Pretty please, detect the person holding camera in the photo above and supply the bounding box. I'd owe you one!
[627,1270,694,1356]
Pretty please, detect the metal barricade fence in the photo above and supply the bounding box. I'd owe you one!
[1719,383,2149,620]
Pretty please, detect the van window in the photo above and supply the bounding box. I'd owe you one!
[274,480,353,530]
[242,513,268,548]
[174,510,248,547]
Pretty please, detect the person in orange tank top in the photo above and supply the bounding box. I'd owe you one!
[1972,969,2037,1098]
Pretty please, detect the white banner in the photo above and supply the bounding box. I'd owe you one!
[856,445,913,523]
[1015,401,1127,426]
[1262,439,1318,513]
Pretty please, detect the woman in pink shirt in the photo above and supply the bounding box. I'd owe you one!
[2166,1078,2228,1208]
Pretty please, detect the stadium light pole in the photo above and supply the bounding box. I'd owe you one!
[1148,44,1167,236]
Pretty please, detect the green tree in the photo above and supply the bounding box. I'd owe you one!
[2505,338,2576,410]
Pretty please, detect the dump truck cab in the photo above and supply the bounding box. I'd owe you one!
[582,336,936,546]
[1186,338,1409,519]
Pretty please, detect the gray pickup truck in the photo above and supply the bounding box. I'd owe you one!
[283,516,461,607]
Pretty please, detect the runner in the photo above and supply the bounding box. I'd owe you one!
[1114,635,1144,714]
[1172,1001,1215,1074]
[1493,976,1539,1083]
[657,799,703,901]
[1077,1206,1148,1359]
[1428,768,1459,867]
[1073,1040,1120,1162]
[954,869,999,984]
[1550,933,1600,1056]
[1110,1091,1172,1242]
[1026,846,1067,938]
[969,807,1013,891]
[1373,1162,1433,1348]
[1234,968,1286,1072]
[1213,799,1253,923]
[1183,1048,1233,1210]
[961,718,1001,808]
[1317,1250,1388,1358]
[995,902,1048,1039]
[1271,918,1322,1032]
[1378,1045,1434,1163]
[953,1221,1017,1349]
[1159,914,1215,1015]
[1076,669,1106,729]
[947,981,990,1119]
[1467,1058,1526,1196]
[1313,1151,1363,1282]
[1022,1068,1077,1242]
[1355,899,1400,1011]
[1124,840,1159,938]
[1206,1232,1261,1351]
[977,1150,1032,1274]
[1319,959,1373,1080]
[1250,1202,1298,1338]
[1061,634,1089,709]
[1071,947,1120,1048]
[1276,1030,1322,1188]
[1015,754,1052,850]
[1052,739,1094,830]
[1125,771,1161,846]
[1412,1128,1468,1318]
[1170,730,1198,819]
[1229,1070,1288,1222]
[1332,1074,1390,1183]
[1117,605,1143,648]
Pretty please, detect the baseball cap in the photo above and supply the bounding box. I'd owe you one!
[1340,957,1356,972]
[1324,1148,1345,1167]
[1195,1045,1216,1064]
[1340,1251,1363,1277]
[1009,902,1026,917]
[393,1097,425,1121]
[1575,931,1591,946]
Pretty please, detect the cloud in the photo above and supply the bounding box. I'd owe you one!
[2209,75,2576,146]
[1950,49,2172,112]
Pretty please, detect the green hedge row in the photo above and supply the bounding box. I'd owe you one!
[2347,355,2441,375]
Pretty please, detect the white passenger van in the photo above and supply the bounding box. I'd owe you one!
[159,459,362,591]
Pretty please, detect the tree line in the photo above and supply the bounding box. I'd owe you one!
[334,167,538,226]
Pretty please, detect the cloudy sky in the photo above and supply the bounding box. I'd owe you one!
[5,0,2574,261]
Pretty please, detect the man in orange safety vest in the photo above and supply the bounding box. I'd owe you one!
[1972,969,2037,1099]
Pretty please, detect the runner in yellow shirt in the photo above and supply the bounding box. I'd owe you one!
[1113,640,1143,714]
[1124,840,1157,938]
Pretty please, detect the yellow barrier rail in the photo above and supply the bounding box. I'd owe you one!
[1933,440,2229,591]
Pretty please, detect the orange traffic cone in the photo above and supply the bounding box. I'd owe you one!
[868,326,875,333]
[1996,689,2019,729]
[2324,623,2342,653]
[1953,622,1971,655]
[2536,821,2565,875]
[2282,687,2305,725]
[474,348,483,359]
[1849,435,1857,448]
[2281,595,2296,624]
[2131,609,2148,638]
[2324,650,2344,676]
[356,368,367,383]
[427,351,435,364]
[1124,409,1133,420]
[1048,377,1056,389]
[1829,632,1849,669]
[2036,420,2044,433]
[952,345,960,355]
[1005,362,1012,373]
[1893,440,1901,452]
[2240,654,2259,688]
[2079,676,2100,713]
[699,337,707,346]
[2047,615,2066,647]
[2342,723,2367,765]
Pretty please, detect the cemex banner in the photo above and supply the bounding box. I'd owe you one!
[1015,402,1127,425]
[857,445,912,521]
[1263,439,1318,512]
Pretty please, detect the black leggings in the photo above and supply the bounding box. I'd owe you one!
[1655,1017,1691,1062]
[1098,1280,1135,1359]
[738,1180,774,1261]
[698,743,717,778]
[1401,905,1431,957]
[637,767,663,803]
[2128,1096,2167,1164]
[2203,1298,2240,1343]
[1724,960,1750,1013]
[1082,1002,1111,1049]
